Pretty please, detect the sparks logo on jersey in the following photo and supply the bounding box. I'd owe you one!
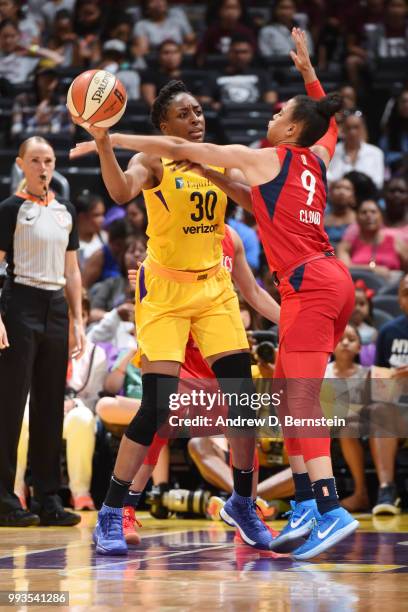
[175,177,184,189]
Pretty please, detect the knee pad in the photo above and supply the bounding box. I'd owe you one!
[125,373,179,446]
[211,353,256,423]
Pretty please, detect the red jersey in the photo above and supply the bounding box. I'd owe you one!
[251,145,333,278]
[181,225,235,379]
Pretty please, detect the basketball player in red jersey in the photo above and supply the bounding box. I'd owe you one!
[121,224,280,545]
[88,29,359,559]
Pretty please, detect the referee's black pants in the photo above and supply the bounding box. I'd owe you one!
[0,282,68,513]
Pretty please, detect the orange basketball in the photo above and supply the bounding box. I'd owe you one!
[67,69,127,129]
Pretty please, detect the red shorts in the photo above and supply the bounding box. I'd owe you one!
[278,256,355,353]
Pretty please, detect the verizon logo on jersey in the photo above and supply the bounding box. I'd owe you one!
[183,223,219,234]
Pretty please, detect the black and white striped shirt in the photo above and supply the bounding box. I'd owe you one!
[0,191,79,290]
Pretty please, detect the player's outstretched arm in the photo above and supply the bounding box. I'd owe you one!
[70,122,152,204]
[230,228,280,324]
[290,28,338,167]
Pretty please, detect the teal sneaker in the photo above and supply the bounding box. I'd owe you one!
[269,499,318,551]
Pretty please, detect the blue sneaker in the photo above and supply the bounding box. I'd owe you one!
[292,506,359,560]
[93,504,128,555]
[269,499,318,552]
[220,491,274,550]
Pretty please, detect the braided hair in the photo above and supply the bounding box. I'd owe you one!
[150,80,191,131]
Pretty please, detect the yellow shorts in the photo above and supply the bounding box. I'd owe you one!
[134,259,248,363]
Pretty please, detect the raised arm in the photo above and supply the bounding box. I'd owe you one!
[230,228,280,324]
[290,28,338,168]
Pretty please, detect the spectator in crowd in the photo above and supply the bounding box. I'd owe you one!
[11,65,73,142]
[326,321,406,516]
[141,40,197,107]
[0,19,63,94]
[376,273,408,368]
[201,34,278,108]
[366,0,408,59]
[72,0,104,67]
[74,190,106,270]
[227,206,260,272]
[197,0,256,63]
[337,176,408,266]
[99,39,141,100]
[258,0,314,58]
[316,7,346,71]
[336,84,358,139]
[350,279,378,345]
[125,198,147,236]
[82,218,128,289]
[345,0,385,88]
[343,170,378,206]
[46,9,83,67]
[324,324,370,512]
[90,234,146,322]
[0,0,40,47]
[382,177,408,242]
[337,199,408,281]
[87,298,136,350]
[103,11,134,47]
[15,291,108,511]
[251,340,276,380]
[327,111,385,190]
[324,178,356,249]
[133,0,195,58]
[40,0,76,30]
[380,88,408,171]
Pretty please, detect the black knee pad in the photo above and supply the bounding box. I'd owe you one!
[211,353,256,422]
[125,373,179,446]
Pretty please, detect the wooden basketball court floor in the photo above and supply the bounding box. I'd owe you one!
[0,512,407,611]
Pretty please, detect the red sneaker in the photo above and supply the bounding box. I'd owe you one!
[123,506,142,545]
[72,494,95,511]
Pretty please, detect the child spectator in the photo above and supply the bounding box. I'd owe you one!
[201,34,278,108]
[126,198,147,236]
[258,0,313,58]
[324,178,356,249]
[351,280,378,346]
[382,177,408,243]
[325,324,371,512]
[11,65,73,142]
[47,9,83,67]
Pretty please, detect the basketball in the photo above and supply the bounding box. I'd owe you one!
[67,69,127,129]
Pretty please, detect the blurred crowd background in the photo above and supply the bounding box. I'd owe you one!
[1,0,408,518]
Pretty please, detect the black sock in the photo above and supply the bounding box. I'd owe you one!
[104,475,132,508]
[233,466,254,498]
[293,472,314,503]
[124,490,142,509]
[312,477,339,514]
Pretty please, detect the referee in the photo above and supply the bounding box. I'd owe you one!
[0,136,85,527]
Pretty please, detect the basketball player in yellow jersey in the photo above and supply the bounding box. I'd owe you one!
[70,80,277,555]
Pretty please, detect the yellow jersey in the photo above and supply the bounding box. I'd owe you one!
[142,158,227,270]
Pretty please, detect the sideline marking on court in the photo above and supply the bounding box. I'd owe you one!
[61,543,232,576]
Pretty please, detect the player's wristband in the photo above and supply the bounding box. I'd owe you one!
[305,79,325,100]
